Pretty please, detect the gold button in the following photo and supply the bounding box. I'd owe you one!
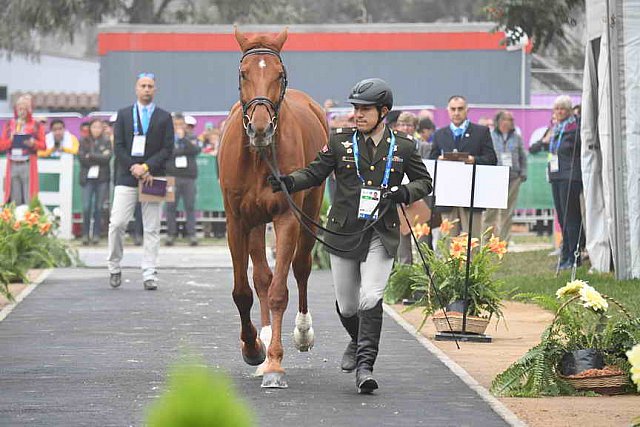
[369,165,375,171]
[390,168,395,172]
[367,180,372,185]
[346,164,351,168]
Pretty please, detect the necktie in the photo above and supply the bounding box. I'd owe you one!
[453,128,463,148]
[141,106,149,135]
[366,137,376,160]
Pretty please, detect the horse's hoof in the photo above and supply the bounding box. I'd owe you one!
[261,372,288,388]
[242,338,266,366]
[293,312,315,352]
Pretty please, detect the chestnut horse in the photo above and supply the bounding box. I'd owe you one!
[219,28,328,388]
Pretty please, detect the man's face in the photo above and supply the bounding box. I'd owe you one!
[353,104,386,133]
[498,113,514,133]
[135,77,156,104]
[447,98,468,126]
[396,121,416,135]
[173,118,186,132]
[419,128,434,141]
[51,123,65,141]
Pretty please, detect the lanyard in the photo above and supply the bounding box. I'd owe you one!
[550,122,567,154]
[351,129,396,189]
[132,103,155,136]
[498,132,514,153]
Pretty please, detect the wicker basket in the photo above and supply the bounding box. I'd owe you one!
[560,372,629,395]
[432,312,490,335]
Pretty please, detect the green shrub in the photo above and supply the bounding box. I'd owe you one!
[146,362,254,427]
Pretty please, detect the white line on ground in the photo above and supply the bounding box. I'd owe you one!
[0,269,52,323]
[383,304,528,427]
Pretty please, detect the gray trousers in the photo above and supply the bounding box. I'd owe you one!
[10,161,30,205]
[329,233,394,316]
[165,177,197,237]
[483,177,522,242]
[107,185,161,280]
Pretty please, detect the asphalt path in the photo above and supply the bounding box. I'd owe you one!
[0,267,510,427]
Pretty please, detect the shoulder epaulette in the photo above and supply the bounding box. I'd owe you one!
[332,127,357,135]
[392,129,414,141]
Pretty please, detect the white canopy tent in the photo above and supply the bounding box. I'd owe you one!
[582,0,640,279]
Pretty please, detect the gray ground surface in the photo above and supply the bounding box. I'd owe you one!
[0,267,509,427]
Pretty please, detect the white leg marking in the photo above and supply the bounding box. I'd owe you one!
[253,326,272,377]
[293,311,315,352]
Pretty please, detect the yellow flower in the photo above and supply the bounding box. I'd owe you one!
[627,344,640,391]
[556,280,588,299]
[579,285,609,312]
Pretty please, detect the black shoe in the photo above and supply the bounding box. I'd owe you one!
[355,300,383,394]
[110,272,121,288]
[143,279,158,290]
[336,302,359,373]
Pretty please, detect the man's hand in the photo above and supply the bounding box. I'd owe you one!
[465,155,475,164]
[267,175,294,193]
[141,173,154,186]
[130,163,147,178]
[383,185,409,204]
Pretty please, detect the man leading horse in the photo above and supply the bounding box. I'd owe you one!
[269,78,432,393]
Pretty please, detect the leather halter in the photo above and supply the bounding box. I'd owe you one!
[238,47,288,132]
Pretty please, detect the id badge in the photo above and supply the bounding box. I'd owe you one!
[11,148,24,157]
[548,153,559,173]
[358,187,381,221]
[131,135,146,156]
[500,152,513,168]
[87,165,100,179]
[175,156,188,168]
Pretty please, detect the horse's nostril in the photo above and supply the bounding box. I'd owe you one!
[247,123,256,137]
[265,123,275,138]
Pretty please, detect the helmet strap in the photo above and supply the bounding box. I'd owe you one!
[375,106,387,128]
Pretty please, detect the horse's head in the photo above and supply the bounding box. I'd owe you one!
[235,27,288,150]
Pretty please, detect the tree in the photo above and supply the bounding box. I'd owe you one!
[483,0,585,52]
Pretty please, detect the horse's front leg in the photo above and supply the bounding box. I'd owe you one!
[228,217,266,366]
[261,213,300,388]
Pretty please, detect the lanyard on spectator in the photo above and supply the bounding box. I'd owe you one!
[133,104,142,136]
[550,122,567,154]
[352,129,396,189]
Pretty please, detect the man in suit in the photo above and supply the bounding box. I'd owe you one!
[107,72,174,290]
[428,95,497,237]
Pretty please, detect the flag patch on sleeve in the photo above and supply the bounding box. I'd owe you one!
[321,144,329,153]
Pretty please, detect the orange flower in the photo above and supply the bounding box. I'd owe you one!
[412,222,431,239]
[12,221,21,231]
[0,208,12,223]
[24,211,40,226]
[470,237,480,249]
[439,218,458,235]
[450,240,467,260]
[488,236,508,259]
[38,222,52,235]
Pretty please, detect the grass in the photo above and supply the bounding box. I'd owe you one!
[497,250,640,318]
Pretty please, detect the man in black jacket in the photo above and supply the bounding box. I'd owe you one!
[428,95,497,237]
[165,113,201,246]
[107,72,174,290]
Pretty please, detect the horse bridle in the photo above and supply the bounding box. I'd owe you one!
[238,47,288,133]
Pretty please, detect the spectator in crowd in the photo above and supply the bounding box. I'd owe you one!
[78,118,112,245]
[165,113,201,246]
[395,111,419,141]
[184,115,197,137]
[79,121,91,140]
[529,95,583,270]
[0,95,46,205]
[107,72,174,290]
[39,119,79,157]
[323,98,337,111]
[417,109,435,122]
[202,126,221,155]
[429,95,497,238]
[573,104,581,118]
[385,110,401,130]
[198,123,226,239]
[416,117,435,154]
[102,119,113,143]
[483,110,527,243]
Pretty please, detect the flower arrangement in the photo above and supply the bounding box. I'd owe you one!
[0,198,75,300]
[491,280,640,397]
[385,219,508,325]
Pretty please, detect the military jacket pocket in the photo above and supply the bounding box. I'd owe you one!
[327,209,348,231]
[383,212,399,230]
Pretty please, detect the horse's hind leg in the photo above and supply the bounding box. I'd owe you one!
[228,218,266,366]
[292,223,317,352]
[249,224,273,376]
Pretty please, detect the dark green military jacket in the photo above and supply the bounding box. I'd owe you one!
[290,125,432,261]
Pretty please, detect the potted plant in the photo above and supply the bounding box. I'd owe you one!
[386,219,508,334]
[491,280,640,397]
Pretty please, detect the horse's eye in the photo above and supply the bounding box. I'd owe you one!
[240,72,247,80]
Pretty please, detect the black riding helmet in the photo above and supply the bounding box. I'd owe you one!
[348,78,393,129]
[348,78,393,110]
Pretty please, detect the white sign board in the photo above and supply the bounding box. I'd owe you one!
[423,160,509,209]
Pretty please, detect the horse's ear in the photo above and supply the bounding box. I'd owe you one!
[272,28,288,52]
[234,25,250,51]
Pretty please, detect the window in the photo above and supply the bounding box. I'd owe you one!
[0,86,7,101]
